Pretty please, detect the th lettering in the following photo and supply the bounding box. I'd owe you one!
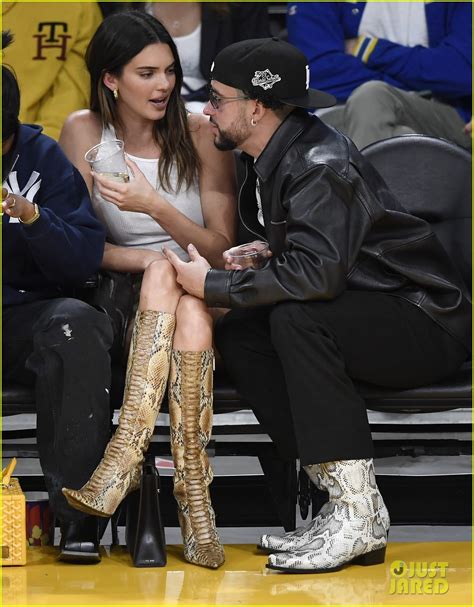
[33,23,71,61]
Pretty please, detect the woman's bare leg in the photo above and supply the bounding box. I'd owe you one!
[138,259,183,313]
[173,294,213,350]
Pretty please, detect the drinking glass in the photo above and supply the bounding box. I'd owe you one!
[84,139,129,182]
[226,241,270,269]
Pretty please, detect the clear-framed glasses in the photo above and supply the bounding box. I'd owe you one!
[207,85,250,110]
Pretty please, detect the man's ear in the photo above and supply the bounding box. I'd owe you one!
[102,72,118,93]
[252,100,267,123]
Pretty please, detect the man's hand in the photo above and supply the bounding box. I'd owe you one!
[345,37,360,55]
[163,244,210,299]
[2,188,37,222]
[463,119,472,136]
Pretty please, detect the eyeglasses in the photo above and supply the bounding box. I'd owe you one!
[207,86,250,110]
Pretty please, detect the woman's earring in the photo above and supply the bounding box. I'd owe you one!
[251,118,257,127]
[113,89,119,100]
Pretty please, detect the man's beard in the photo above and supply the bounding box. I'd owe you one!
[214,130,239,151]
[211,117,248,152]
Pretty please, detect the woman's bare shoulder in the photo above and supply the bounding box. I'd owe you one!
[188,112,211,134]
[61,110,102,141]
[187,112,235,185]
[188,113,215,153]
[59,110,103,168]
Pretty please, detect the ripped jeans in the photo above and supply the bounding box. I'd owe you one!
[3,298,114,522]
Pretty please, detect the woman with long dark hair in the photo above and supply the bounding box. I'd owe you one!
[135,2,269,107]
[59,11,237,569]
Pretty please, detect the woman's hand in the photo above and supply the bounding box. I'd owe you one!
[2,188,38,222]
[93,157,165,215]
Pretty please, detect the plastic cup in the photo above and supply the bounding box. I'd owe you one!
[84,139,129,183]
[227,240,270,269]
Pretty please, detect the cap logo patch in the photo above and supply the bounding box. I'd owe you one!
[251,69,281,90]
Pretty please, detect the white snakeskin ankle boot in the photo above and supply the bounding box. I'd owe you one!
[260,464,328,552]
[261,460,390,553]
[266,459,390,573]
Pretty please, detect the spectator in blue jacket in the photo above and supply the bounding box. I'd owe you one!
[2,32,112,564]
[287,2,471,149]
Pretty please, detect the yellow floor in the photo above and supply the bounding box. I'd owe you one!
[2,542,472,606]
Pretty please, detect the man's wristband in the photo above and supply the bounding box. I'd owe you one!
[19,202,40,225]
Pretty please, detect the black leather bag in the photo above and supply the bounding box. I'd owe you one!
[125,455,167,567]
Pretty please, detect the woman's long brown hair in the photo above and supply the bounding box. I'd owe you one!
[86,10,200,192]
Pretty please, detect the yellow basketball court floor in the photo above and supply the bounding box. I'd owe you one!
[2,541,471,605]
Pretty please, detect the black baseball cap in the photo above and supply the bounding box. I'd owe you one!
[210,37,336,110]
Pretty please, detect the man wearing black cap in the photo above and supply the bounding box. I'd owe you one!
[164,38,470,573]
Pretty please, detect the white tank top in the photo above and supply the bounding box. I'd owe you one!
[91,125,203,260]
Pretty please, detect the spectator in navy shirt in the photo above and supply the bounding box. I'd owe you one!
[2,31,112,564]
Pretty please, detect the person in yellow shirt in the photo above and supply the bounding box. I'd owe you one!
[2,2,102,140]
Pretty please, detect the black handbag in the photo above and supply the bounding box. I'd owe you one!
[125,455,167,567]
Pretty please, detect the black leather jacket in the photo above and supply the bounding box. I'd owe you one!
[206,110,471,351]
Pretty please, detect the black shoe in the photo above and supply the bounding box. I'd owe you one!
[58,516,102,564]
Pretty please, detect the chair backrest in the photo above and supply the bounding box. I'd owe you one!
[361,135,472,290]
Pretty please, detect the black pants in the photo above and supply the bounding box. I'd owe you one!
[3,298,114,522]
[215,292,468,466]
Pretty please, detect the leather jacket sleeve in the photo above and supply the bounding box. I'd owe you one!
[205,164,373,308]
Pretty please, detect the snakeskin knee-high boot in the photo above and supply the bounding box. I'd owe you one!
[168,350,225,569]
[62,310,175,517]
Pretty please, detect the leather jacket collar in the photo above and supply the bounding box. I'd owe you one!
[254,110,309,183]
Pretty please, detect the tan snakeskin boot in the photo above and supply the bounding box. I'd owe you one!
[62,310,175,517]
[168,350,225,569]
